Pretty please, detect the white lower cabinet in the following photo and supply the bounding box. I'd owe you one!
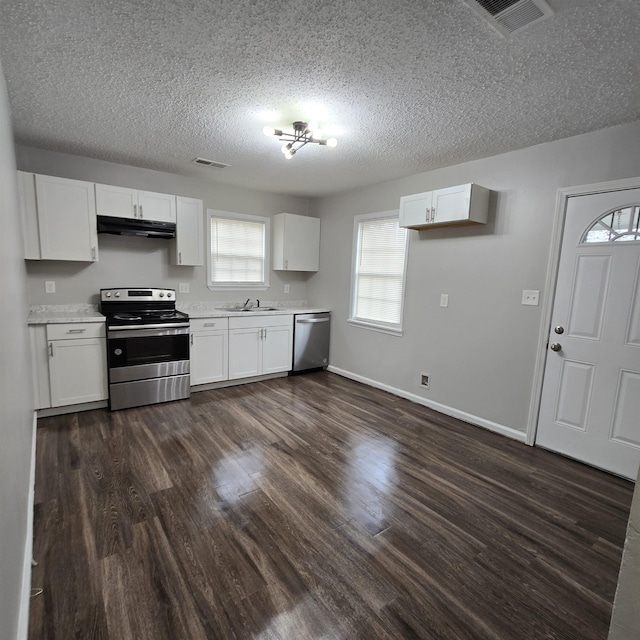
[190,318,229,385]
[228,315,293,380]
[47,323,108,407]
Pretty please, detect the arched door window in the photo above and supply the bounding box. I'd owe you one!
[581,205,640,243]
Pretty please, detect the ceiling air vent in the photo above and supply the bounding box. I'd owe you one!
[464,0,554,36]
[192,157,230,169]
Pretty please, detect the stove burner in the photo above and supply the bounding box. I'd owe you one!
[113,313,143,321]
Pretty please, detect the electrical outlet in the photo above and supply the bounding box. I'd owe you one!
[522,290,540,306]
[420,373,430,389]
[45,280,56,294]
[440,293,449,307]
[284,284,290,294]
[179,283,190,294]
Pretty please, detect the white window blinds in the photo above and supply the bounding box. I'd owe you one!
[352,215,408,329]
[209,215,267,286]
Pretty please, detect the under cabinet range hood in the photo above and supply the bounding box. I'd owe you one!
[96,215,176,239]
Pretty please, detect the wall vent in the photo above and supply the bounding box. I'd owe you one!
[192,157,230,169]
[464,0,554,36]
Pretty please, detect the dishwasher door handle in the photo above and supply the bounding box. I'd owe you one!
[297,318,330,324]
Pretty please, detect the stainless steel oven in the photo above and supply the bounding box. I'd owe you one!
[101,288,191,410]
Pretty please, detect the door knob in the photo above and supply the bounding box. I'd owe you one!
[554,326,565,334]
[550,343,562,352]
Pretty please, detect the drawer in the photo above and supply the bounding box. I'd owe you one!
[229,314,293,330]
[190,317,229,332]
[47,322,105,341]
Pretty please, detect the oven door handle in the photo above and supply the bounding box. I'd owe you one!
[107,326,190,339]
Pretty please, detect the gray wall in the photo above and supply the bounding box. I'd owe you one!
[308,120,640,434]
[17,146,313,306]
[609,467,640,639]
[0,64,35,640]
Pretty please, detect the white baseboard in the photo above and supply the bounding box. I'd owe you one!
[327,366,527,444]
[17,411,37,640]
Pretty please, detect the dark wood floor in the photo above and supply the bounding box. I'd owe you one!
[30,371,634,640]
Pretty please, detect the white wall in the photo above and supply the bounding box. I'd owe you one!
[0,64,36,640]
[308,120,640,435]
[16,146,313,306]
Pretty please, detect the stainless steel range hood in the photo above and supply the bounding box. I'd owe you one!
[97,215,176,239]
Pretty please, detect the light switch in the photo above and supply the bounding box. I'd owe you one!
[440,293,449,307]
[522,290,540,306]
[179,283,190,294]
[284,284,290,294]
[45,280,56,294]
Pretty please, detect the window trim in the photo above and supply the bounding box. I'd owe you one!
[349,210,409,336]
[206,209,271,291]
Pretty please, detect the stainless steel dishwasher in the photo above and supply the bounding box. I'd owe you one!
[292,312,330,372]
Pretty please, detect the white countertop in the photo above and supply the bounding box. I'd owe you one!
[28,304,330,324]
[185,307,330,319]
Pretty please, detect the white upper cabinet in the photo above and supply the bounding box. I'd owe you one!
[399,183,490,229]
[19,172,99,262]
[95,183,176,223]
[171,196,204,266]
[272,213,320,271]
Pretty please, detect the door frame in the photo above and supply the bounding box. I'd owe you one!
[526,176,640,446]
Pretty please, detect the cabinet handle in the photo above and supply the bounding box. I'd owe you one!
[91,246,96,261]
[140,205,143,218]
[190,333,194,346]
[431,207,435,223]
[49,343,53,357]
[133,204,138,218]
[179,251,182,264]
[285,259,288,270]
[204,322,216,327]
[67,328,86,334]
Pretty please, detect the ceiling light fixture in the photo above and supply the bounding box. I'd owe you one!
[263,121,337,159]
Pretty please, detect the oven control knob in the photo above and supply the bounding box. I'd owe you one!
[114,348,123,356]
[159,292,165,298]
[167,292,172,298]
[115,292,120,298]
[105,292,111,298]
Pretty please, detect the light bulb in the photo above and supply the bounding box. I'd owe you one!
[281,143,291,154]
[284,149,295,160]
[263,126,276,136]
[327,137,338,148]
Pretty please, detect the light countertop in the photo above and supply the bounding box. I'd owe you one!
[28,304,330,325]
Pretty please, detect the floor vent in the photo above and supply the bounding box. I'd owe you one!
[192,157,230,169]
[464,0,553,36]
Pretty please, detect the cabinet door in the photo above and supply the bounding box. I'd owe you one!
[173,196,203,266]
[229,328,262,379]
[35,175,98,261]
[432,184,472,224]
[138,190,176,223]
[191,330,228,385]
[262,325,293,374]
[95,183,138,219]
[273,213,320,271]
[49,338,107,406]
[399,192,432,228]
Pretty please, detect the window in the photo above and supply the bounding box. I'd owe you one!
[350,211,409,334]
[207,210,270,289]
[582,205,640,243]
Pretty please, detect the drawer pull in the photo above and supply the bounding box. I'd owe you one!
[203,322,216,327]
[67,328,86,333]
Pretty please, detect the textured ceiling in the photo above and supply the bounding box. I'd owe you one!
[0,0,639,197]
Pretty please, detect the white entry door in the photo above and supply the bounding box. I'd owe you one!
[536,187,640,480]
